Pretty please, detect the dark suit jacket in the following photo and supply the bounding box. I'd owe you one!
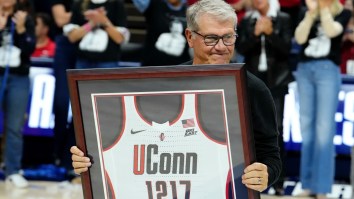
[237,11,293,96]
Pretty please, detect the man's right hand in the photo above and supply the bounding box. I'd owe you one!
[70,146,92,175]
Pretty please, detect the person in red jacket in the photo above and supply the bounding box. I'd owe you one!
[31,13,56,58]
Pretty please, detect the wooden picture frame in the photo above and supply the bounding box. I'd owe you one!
[67,64,259,199]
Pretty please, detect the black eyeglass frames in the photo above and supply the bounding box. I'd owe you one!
[192,31,238,46]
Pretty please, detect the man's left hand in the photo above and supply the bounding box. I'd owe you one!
[242,162,269,192]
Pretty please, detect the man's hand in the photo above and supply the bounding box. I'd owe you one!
[71,146,92,175]
[242,162,269,192]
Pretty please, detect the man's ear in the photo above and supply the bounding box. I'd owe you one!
[185,29,194,48]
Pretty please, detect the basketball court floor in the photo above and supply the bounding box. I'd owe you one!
[0,180,351,199]
[0,180,83,199]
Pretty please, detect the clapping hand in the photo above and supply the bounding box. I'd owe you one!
[254,17,273,36]
[318,0,332,9]
[305,0,332,12]
[305,0,318,13]
[0,7,9,30]
[12,10,27,34]
[84,7,109,26]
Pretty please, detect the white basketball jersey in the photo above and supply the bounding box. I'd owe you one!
[101,93,231,199]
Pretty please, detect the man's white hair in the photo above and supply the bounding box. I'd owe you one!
[186,0,237,31]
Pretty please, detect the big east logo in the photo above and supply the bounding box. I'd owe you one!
[185,129,197,137]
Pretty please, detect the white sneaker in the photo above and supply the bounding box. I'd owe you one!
[6,174,29,188]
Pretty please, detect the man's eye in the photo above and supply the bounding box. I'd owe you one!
[205,36,218,41]
[223,35,233,39]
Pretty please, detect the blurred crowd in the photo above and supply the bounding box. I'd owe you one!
[0,0,353,198]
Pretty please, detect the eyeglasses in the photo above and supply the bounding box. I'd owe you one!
[193,31,238,46]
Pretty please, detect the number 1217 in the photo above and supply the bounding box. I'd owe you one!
[146,180,191,199]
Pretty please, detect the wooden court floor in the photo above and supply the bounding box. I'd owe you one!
[0,180,84,199]
[0,180,351,199]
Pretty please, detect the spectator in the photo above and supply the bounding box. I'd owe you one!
[51,0,76,181]
[65,0,130,69]
[294,0,351,198]
[237,0,292,196]
[0,0,36,188]
[31,13,56,58]
[132,0,190,66]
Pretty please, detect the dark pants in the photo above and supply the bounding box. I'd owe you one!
[272,94,286,191]
[52,35,77,172]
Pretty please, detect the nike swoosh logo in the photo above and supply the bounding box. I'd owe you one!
[131,129,146,134]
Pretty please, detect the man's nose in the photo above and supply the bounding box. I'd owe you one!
[214,38,226,50]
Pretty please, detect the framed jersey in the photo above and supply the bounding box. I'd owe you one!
[67,64,259,199]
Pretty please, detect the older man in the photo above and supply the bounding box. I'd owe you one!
[237,0,292,195]
[71,0,281,193]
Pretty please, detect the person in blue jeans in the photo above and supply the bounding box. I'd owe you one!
[0,0,36,188]
[294,0,351,198]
